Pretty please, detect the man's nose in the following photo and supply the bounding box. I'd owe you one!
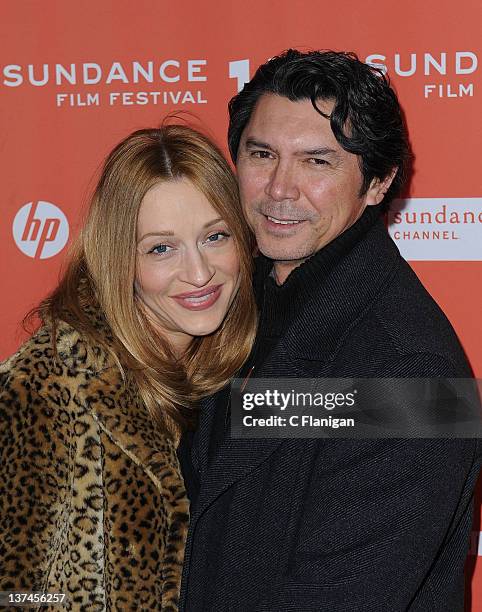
[180,247,215,287]
[265,160,300,202]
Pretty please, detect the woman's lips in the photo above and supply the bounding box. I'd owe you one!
[171,284,223,311]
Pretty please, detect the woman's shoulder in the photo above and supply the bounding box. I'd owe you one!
[0,319,126,461]
[1,318,117,410]
[1,324,56,384]
[0,324,71,453]
[3,315,113,374]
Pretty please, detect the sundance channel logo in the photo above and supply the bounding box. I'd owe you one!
[13,201,69,259]
[388,198,482,261]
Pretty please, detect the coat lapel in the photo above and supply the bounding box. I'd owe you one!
[193,438,282,521]
[54,318,180,492]
[78,370,180,490]
[191,353,304,523]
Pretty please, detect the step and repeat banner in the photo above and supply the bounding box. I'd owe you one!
[2,0,481,606]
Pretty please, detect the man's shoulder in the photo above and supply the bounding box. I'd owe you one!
[380,258,464,345]
[349,257,471,376]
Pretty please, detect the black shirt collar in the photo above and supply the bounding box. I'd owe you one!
[254,205,383,337]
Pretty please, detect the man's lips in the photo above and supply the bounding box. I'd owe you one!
[266,215,303,225]
[171,284,223,310]
[262,214,307,230]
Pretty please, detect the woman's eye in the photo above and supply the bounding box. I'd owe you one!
[148,244,173,255]
[206,231,231,243]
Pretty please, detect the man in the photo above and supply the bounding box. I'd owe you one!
[178,50,481,611]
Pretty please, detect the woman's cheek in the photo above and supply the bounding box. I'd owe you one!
[135,259,177,296]
[213,243,240,278]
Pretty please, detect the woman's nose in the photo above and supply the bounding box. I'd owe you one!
[180,247,215,287]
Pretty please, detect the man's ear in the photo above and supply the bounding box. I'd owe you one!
[365,168,398,206]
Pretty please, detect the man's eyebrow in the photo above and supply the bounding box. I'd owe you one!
[244,139,339,157]
[244,138,275,151]
[301,147,338,156]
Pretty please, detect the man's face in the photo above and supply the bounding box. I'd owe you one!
[236,94,390,283]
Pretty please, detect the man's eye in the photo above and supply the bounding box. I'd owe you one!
[206,231,231,243]
[307,158,328,165]
[252,150,273,159]
[148,244,173,255]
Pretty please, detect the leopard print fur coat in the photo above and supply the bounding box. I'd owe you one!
[0,318,189,611]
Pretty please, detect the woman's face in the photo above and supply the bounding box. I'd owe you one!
[135,178,240,353]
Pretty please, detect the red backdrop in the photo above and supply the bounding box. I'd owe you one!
[2,0,481,606]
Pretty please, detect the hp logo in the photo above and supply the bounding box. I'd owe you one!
[13,201,69,259]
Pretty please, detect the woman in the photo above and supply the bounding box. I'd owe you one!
[0,125,257,610]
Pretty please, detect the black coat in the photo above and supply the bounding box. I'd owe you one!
[179,219,481,612]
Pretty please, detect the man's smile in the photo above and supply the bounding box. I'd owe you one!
[266,215,303,225]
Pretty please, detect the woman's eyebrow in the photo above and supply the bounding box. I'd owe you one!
[138,230,174,241]
[138,219,224,242]
[203,217,224,229]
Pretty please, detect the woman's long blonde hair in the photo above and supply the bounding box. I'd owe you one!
[35,125,257,435]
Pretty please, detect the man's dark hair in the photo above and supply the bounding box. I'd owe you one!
[228,49,411,204]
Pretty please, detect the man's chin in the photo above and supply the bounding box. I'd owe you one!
[256,241,315,264]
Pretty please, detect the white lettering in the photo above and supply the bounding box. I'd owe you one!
[229,59,251,92]
[55,64,76,85]
[188,60,207,82]
[3,64,23,87]
[424,53,447,75]
[159,60,180,83]
[424,83,474,98]
[136,92,149,105]
[182,91,195,103]
[28,64,48,86]
[109,92,120,105]
[2,59,213,88]
[121,92,133,105]
[169,91,181,104]
[132,61,153,83]
[106,62,129,84]
[197,90,208,103]
[56,93,100,107]
[364,54,388,74]
[456,52,478,74]
[83,63,102,85]
[394,53,416,77]
[56,93,68,107]
[460,83,474,97]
